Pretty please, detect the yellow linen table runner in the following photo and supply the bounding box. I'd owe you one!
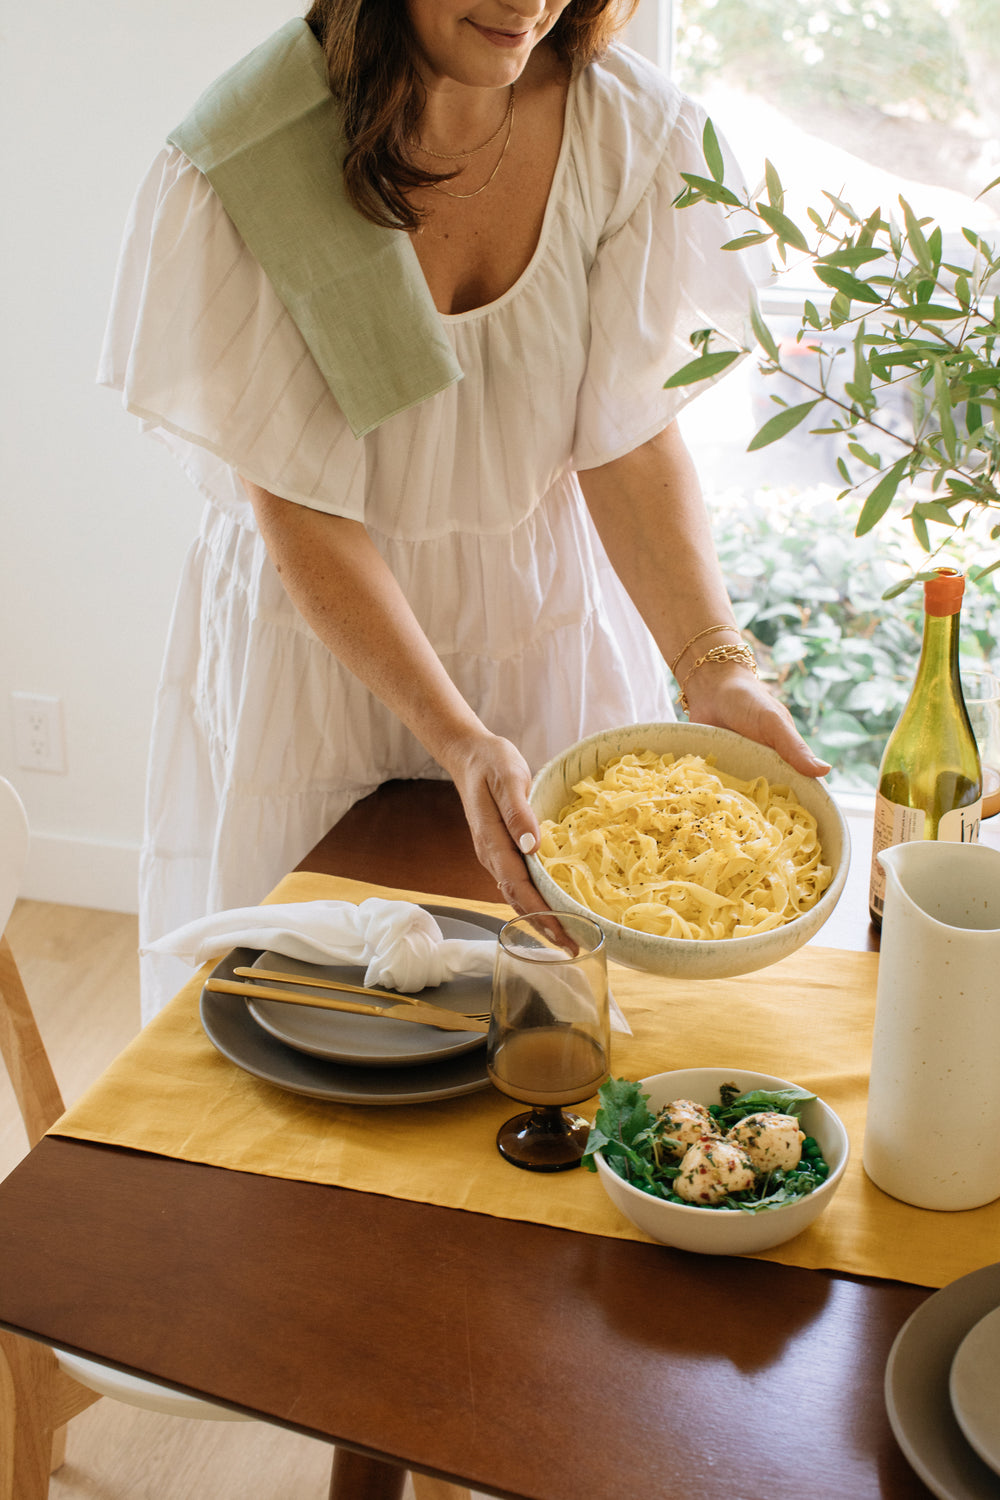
[51,872,1000,1289]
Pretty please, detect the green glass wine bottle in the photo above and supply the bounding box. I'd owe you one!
[869,568,982,929]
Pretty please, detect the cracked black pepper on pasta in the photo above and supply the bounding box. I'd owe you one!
[536,751,832,939]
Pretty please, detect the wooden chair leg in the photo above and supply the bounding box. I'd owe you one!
[49,1364,103,1431]
[0,1332,102,1496]
[48,1423,68,1474]
[328,1449,408,1500]
[47,1367,101,1472]
[410,1475,473,1500]
[0,935,65,1148]
[0,1329,59,1500]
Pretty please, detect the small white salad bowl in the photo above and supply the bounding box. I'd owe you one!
[593,1068,850,1256]
[526,721,850,980]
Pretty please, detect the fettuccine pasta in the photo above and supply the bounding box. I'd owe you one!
[537,751,832,940]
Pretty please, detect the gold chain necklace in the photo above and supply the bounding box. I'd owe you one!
[427,90,516,200]
[413,86,514,161]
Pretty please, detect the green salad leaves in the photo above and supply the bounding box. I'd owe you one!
[584,1077,830,1213]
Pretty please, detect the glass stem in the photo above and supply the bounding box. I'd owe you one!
[529,1105,573,1135]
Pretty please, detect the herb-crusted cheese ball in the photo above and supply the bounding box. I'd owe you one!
[654,1099,721,1158]
[727,1112,804,1174]
[674,1136,755,1205]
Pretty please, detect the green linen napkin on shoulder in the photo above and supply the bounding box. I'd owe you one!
[168,18,461,438]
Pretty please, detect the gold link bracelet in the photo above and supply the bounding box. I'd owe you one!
[678,642,759,714]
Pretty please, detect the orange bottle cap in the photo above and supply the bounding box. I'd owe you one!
[924,568,965,616]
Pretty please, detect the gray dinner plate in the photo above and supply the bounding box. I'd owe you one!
[199,904,503,1105]
[885,1261,1000,1499]
[246,911,492,1067]
[950,1305,1000,1479]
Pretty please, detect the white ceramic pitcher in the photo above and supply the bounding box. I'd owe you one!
[863,839,1000,1211]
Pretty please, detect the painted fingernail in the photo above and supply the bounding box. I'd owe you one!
[518,832,536,853]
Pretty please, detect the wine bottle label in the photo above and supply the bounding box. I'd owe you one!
[937,801,983,844]
[869,793,982,916]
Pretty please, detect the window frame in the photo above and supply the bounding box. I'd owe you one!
[624,0,674,71]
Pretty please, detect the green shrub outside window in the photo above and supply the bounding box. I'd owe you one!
[705,487,1000,792]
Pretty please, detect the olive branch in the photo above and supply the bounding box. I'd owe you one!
[670,119,1000,597]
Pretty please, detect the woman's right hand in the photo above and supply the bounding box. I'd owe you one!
[442,729,548,916]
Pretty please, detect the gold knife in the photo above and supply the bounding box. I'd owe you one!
[204,977,488,1033]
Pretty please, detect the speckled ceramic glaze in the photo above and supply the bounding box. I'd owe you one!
[594,1068,850,1255]
[863,839,1000,1210]
[526,722,850,980]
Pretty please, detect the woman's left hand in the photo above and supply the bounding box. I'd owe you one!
[680,660,831,778]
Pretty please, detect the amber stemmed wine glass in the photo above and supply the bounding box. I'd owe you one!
[487,912,610,1172]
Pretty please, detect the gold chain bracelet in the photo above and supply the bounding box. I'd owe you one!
[668,623,738,677]
[678,642,758,714]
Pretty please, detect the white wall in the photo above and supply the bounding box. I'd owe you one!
[1,1,664,914]
[1,2,302,911]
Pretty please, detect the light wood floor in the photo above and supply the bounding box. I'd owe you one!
[1,901,484,1500]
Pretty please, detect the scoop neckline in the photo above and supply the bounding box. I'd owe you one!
[433,65,580,325]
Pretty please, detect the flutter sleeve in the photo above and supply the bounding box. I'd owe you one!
[572,71,762,472]
[98,146,365,519]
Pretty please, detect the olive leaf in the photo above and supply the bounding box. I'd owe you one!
[750,301,780,362]
[754,202,810,252]
[856,458,911,535]
[702,117,726,185]
[747,399,822,450]
[663,348,743,389]
[814,265,884,304]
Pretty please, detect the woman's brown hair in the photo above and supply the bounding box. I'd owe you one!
[304,0,639,230]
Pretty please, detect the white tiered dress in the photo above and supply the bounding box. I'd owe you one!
[100,45,756,1019]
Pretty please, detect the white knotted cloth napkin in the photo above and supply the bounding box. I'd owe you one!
[142,897,494,991]
[143,896,631,1032]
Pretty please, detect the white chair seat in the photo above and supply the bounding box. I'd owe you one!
[52,1347,251,1421]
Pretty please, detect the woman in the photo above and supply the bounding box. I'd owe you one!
[101,0,829,1018]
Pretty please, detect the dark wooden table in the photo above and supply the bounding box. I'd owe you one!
[4,780,993,1500]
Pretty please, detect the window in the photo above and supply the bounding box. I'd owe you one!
[628,0,1000,793]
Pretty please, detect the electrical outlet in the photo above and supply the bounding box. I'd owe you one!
[12,692,66,774]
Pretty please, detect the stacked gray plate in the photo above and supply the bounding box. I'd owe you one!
[200,904,500,1105]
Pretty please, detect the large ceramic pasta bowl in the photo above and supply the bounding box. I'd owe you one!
[526,721,849,981]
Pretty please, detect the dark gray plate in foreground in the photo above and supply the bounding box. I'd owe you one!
[885,1260,1000,1499]
[200,904,503,1105]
